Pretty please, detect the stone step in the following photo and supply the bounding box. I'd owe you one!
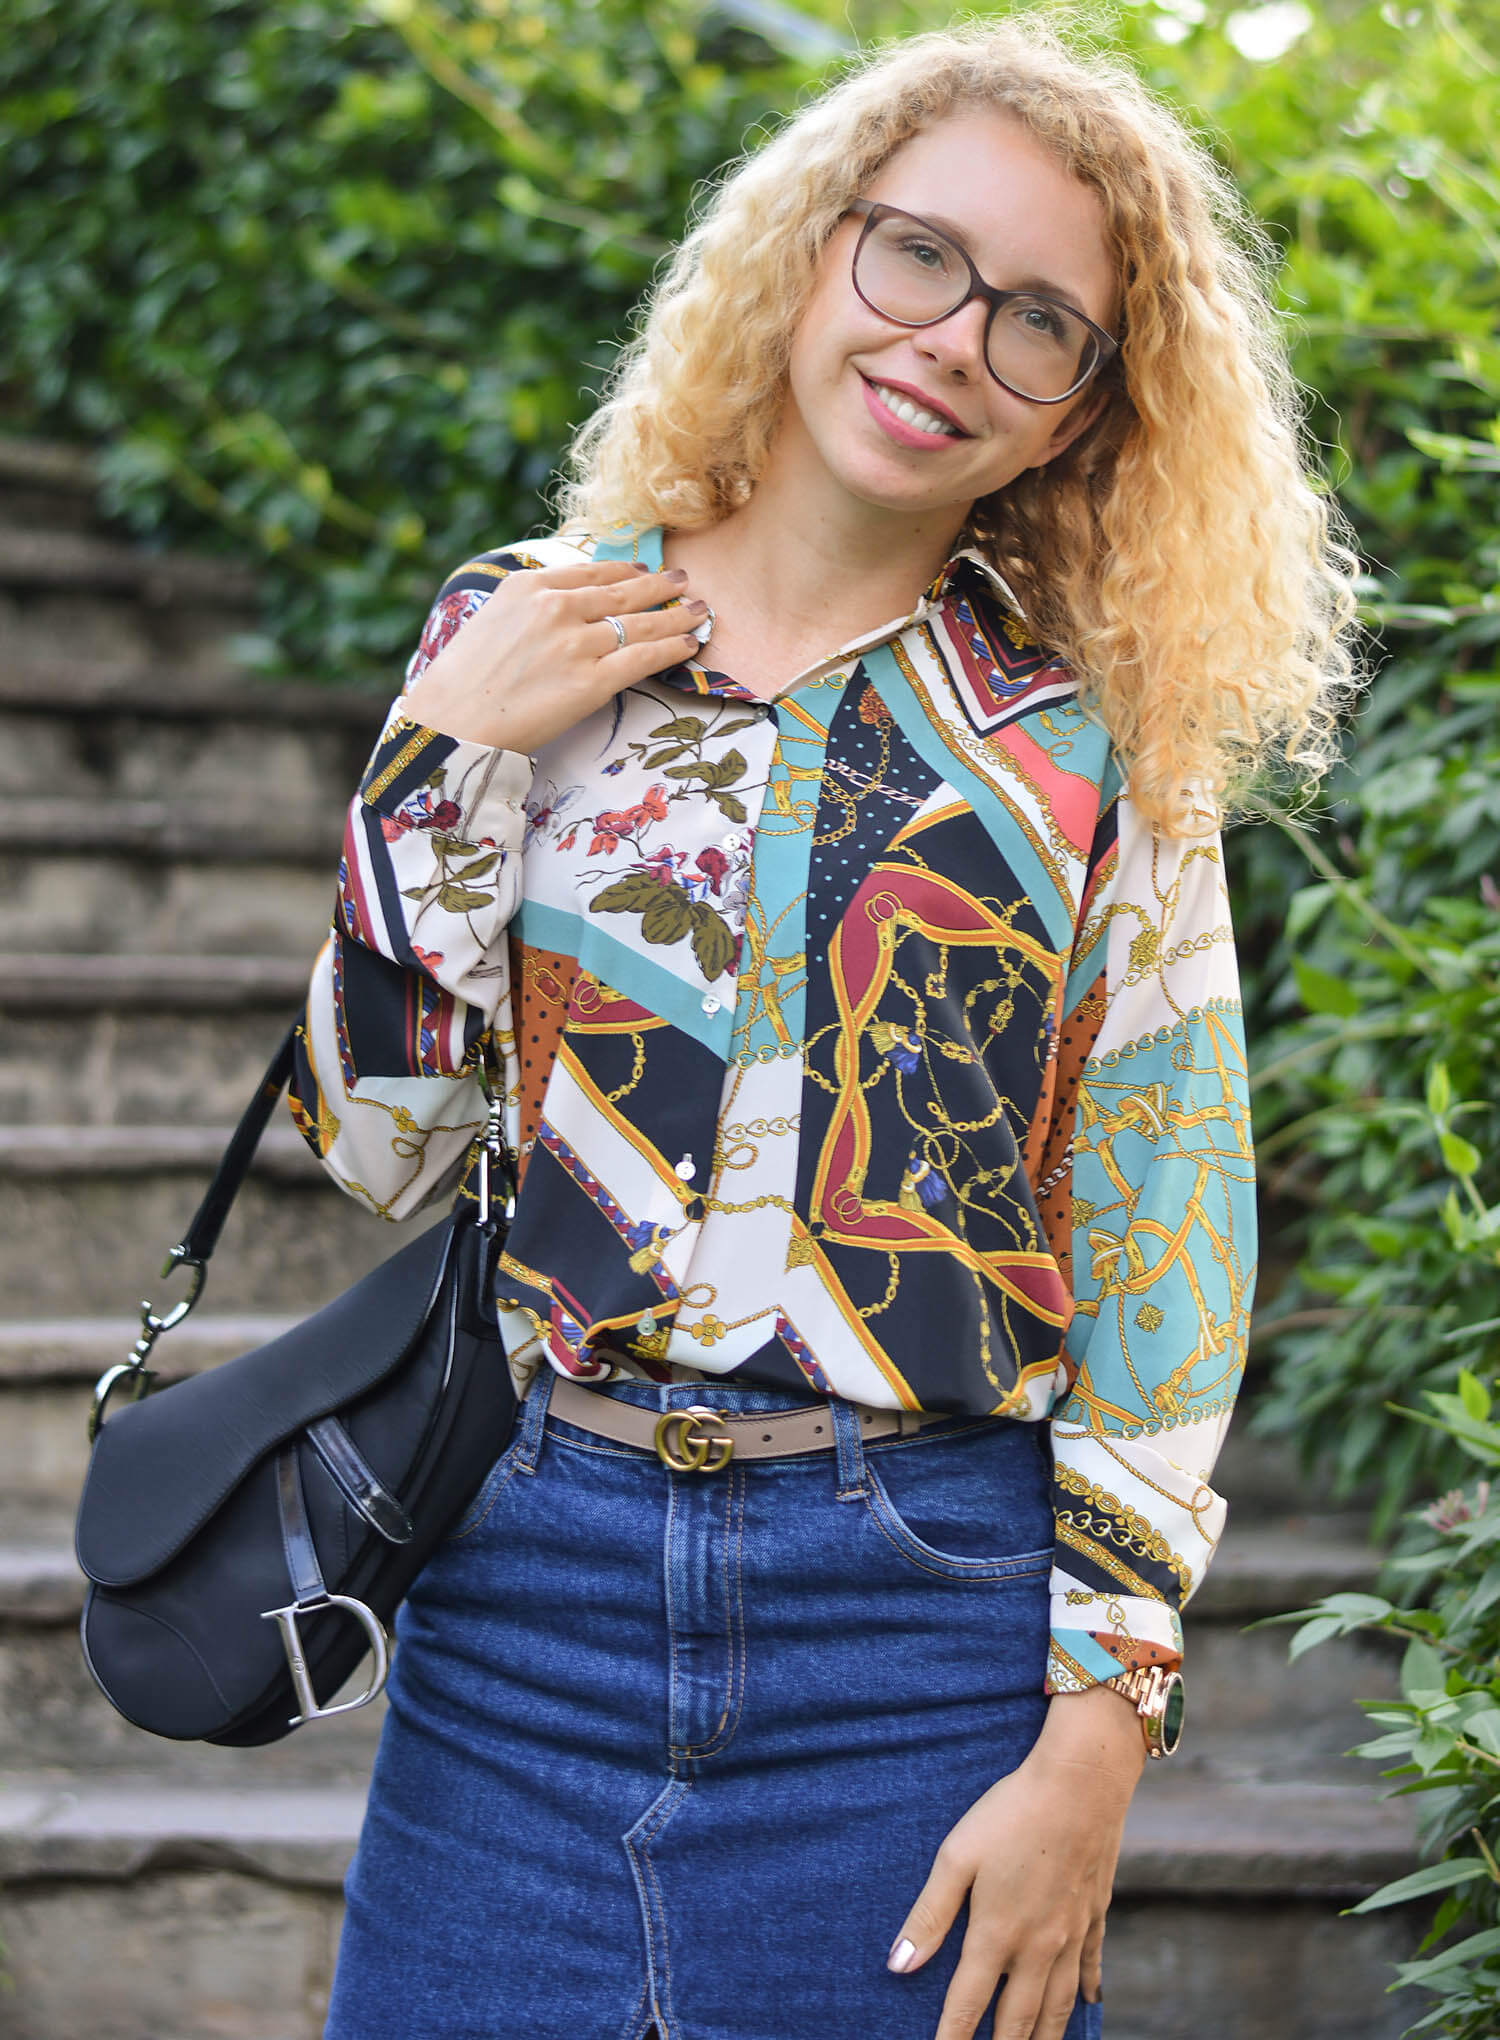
[0,1770,1420,2040]
[0,958,311,1128]
[0,1005,301,1127]
[0,703,374,821]
[0,797,342,864]
[0,525,258,606]
[0,578,254,674]
[0,849,335,956]
[0,1121,322,1179]
[0,655,387,724]
[0,952,311,1013]
[0,1151,431,1315]
[0,435,104,534]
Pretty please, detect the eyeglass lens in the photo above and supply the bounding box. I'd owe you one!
[855,213,1100,402]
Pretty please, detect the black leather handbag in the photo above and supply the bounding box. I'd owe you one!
[72,1019,519,1747]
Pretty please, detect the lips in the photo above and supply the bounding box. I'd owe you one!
[861,373,971,438]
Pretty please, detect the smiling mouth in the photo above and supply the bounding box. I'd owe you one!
[862,376,969,439]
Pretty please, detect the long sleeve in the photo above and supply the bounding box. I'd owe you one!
[287,567,534,1220]
[1044,790,1257,1693]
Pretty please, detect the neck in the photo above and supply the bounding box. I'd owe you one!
[663,420,971,653]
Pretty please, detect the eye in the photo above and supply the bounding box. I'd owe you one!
[1021,302,1067,341]
[1004,295,1074,348]
[896,234,956,275]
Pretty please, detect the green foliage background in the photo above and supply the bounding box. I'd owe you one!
[3,0,1499,1529]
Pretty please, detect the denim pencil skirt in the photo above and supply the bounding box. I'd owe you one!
[324,1367,1106,2040]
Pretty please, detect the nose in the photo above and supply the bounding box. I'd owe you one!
[913,294,991,383]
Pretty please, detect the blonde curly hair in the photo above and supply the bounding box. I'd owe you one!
[549,12,1360,837]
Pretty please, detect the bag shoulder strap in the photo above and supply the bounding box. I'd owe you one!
[176,1019,301,1267]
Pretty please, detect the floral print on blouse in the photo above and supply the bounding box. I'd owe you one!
[289,523,1256,1696]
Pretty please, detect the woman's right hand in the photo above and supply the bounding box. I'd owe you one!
[400,559,708,756]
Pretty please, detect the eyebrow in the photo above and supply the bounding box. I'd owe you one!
[913,209,1098,322]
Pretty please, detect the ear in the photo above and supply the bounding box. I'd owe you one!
[1026,384,1112,470]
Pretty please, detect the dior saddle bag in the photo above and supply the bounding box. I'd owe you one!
[72,1018,518,1747]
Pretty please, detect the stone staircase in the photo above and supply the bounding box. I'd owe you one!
[0,437,1421,2040]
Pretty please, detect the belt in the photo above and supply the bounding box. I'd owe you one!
[546,1370,956,1473]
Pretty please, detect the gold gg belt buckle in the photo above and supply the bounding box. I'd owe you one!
[654,1405,734,1473]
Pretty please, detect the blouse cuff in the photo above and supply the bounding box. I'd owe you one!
[1046,1594,1185,1695]
[357,702,535,845]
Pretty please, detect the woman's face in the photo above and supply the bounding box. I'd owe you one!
[782,109,1119,536]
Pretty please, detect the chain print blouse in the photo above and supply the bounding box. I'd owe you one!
[288,523,1257,1695]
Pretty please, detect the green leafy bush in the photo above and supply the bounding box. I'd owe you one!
[1273,1361,1500,2038]
[1122,0,1500,1530]
[0,0,830,668]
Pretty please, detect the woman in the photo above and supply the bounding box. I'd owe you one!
[291,18,1356,2040]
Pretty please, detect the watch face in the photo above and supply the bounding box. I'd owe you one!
[1161,1673,1186,1755]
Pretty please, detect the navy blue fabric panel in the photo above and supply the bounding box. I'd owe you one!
[804,675,942,970]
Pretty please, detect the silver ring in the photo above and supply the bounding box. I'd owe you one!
[602,613,627,650]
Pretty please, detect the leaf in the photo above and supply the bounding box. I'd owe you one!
[436,884,490,911]
[589,873,667,914]
[1393,1925,1500,1986]
[1440,1129,1483,1177]
[400,885,434,900]
[1348,1730,1421,1762]
[1317,1592,1397,1622]
[1344,1859,1494,1914]
[662,761,718,781]
[712,716,761,736]
[1284,882,1336,942]
[640,745,691,768]
[648,716,707,742]
[1288,1614,1345,1661]
[1459,1703,1500,1757]
[1401,1638,1449,1702]
[707,747,747,787]
[710,790,748,823]
[1293,958,1360,1018]
[640,884,694,945]
[1426,1061,1453,1117]
[689,900,735,982]
[453,852,499,880]
[1459,1368,1493,1422]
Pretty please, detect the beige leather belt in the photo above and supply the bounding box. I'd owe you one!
[546,1370,956,1472]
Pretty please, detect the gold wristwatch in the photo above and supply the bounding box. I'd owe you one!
[1103,1666,1184,1759]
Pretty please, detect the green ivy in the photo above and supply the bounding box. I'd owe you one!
[0,0,829,669]
[1269,1361,1500,2037]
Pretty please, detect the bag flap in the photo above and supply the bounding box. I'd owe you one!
[76,1217,456,1588]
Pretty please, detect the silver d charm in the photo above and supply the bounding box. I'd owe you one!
[261,1592,392,1728]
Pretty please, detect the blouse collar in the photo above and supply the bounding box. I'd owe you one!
[590,524,1027,702]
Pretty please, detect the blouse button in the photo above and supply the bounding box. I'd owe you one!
[701,994,721,1015]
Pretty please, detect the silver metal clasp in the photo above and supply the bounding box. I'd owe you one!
[88,1244,207,1442]
[476,1087,513,1232]
[261,1593,393,1729]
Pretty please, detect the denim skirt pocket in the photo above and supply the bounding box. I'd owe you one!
[442,1419,531,1546]
[859,1414,1054,1581]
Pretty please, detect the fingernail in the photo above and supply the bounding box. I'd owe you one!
[887,1937,916,1973]
[666,567,688,582]
[632,562,651,572]
[685,599,709,613]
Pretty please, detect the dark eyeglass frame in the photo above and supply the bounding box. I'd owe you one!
[842,198,1120,407]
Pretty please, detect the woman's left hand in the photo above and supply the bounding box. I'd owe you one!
[886,1682,1148,2040]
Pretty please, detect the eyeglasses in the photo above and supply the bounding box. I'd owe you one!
[842,199,1118,407]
